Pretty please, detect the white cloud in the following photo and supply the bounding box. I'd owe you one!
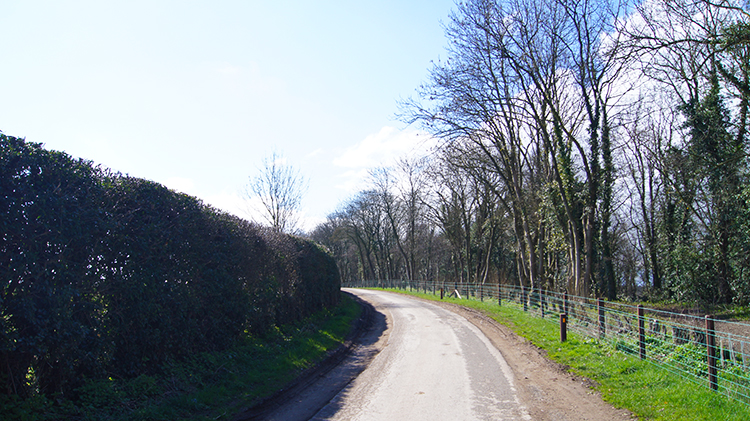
[333,126,435,168]
[332,126,437,193]
[162,177,195,194]
[334,168,370,193]
[305,148,323,159]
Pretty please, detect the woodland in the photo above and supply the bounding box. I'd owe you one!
[311,0,750,307]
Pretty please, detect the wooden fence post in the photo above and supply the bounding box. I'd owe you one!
[707,315,718,391]
[596,298,607,339]
[498,283,502,306]
[522,285,528,312]
[638,305,646,360]
[560,313,568,342]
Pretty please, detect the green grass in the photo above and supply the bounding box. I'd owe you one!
[2,293,362,421]
[380,288,750,421]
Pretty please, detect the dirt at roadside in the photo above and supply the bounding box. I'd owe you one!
[426,299,635,421]
[237,291,635,421]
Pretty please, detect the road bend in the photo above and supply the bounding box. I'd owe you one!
[313,289,531,421]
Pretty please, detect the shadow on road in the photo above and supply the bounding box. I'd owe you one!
[233,290,387,421]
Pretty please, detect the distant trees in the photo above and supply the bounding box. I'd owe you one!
[313,0,750,306]
[311,160,450,285]
[245,151,308,234]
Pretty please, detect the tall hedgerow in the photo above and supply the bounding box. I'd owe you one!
[0,134,340,399]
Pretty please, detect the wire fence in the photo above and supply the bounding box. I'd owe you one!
[343,279,750,405]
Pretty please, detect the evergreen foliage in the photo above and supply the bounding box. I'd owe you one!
[0,134,340,401]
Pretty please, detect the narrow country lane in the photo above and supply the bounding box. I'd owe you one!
[313,289,531,421]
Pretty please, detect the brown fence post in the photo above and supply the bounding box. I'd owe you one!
[440,288,444,300]
[560,313,568,342]
[498,283,502,306]
[707,315,718,391]
[638,305,646,360]
[541,288,546,318]
[596,298,607,339]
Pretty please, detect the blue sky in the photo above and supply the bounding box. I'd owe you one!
[1,1,454,230]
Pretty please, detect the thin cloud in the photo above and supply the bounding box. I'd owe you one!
[335,168,370,193]
[305,148,323,159]
[334,126,435,168]
[332,126,437,194]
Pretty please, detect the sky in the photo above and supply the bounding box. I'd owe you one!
[0,1,455,231]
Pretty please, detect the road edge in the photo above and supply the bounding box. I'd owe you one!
[231,291,377,421]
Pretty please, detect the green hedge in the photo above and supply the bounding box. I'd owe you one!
[0,134,340,399]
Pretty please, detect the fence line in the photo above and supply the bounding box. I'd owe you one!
[342,279,750,405]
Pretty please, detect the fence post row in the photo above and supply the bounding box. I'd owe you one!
[349,279,743,399]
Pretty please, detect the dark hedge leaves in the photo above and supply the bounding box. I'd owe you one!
[0,135,340,401]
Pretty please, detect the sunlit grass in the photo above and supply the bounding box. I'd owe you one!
[380,288,750,421]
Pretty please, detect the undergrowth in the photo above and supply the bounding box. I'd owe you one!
[0,293,361,421]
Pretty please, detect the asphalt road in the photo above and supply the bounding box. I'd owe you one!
[312,289,531,421]
[251,288,632,421]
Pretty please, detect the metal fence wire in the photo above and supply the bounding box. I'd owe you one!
[343,279,750,405]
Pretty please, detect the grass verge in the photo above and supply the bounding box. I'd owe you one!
[2,292,362,421]
[379,288,750,421]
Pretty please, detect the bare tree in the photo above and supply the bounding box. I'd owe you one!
[401,0,628,297]
[396,156,430,282]
[245,151,308,234]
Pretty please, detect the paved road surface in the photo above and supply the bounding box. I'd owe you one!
[312,289,530,420]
